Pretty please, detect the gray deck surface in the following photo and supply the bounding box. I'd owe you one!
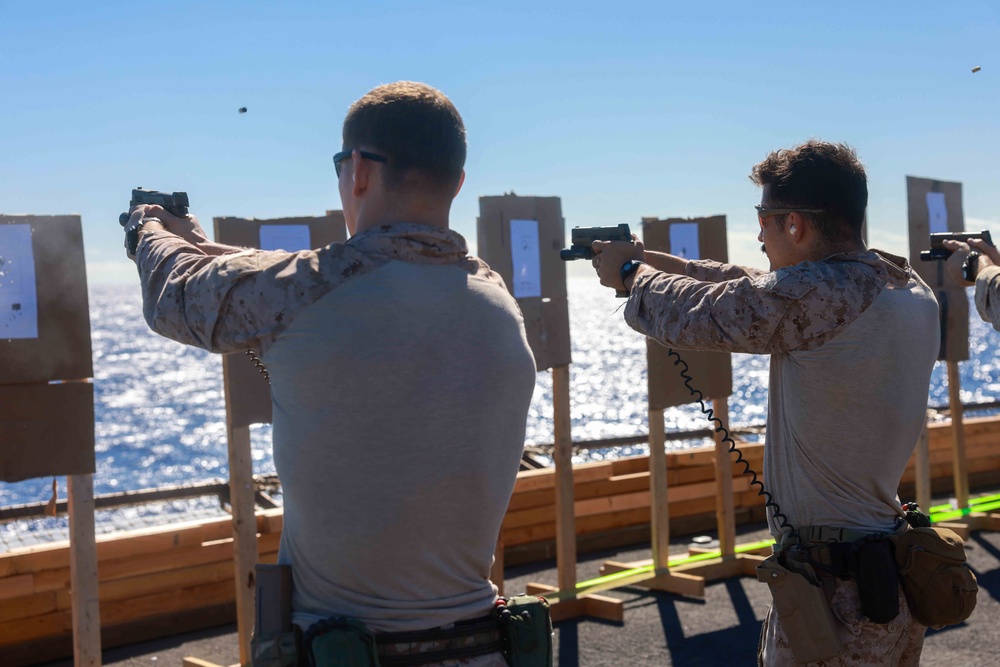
[34,521,1000,667]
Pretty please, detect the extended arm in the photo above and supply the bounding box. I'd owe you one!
[623,266,876,354]
[134,229,376,354]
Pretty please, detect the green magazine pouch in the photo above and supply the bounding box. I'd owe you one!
[497,595,553,667]
[304,617,380,667]
[890,526,978,628]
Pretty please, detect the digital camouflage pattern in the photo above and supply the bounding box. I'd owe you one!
[975,264,1000,331]
[136,222,500,355]
[625,250,915,354]
[759,578,925,666]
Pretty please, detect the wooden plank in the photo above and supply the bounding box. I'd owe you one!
[712,399,737,557]
[225,423,258,667]
[649,407,670,570]
[0,591,58,623]
[68,473,101,667]
[552,365,577,593]
[100,580,235,627]
[0,573,34,600]
[98,560,235,603]
[0,609,73,645]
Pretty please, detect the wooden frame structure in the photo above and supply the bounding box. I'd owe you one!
[600,217,768,595]
[478,195,622,623]
[0,215,101,667]
[905,177,1000,537]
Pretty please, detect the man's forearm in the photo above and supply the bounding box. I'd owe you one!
[642,249,689,275]
[975,265,1000,332]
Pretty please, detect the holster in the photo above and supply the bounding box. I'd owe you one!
[757,551,844,664]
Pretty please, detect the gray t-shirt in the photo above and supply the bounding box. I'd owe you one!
[137,222,537,632]
[624,249,940,536]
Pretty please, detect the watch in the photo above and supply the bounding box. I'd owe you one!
[620,260,644,293]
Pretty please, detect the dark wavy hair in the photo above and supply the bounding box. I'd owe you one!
[750,140,867,243]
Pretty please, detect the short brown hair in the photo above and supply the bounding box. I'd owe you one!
[750,140,868,243]
[343,81,466,194]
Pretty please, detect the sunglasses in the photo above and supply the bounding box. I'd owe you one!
[755,205,826,221]
[333,150,388,177]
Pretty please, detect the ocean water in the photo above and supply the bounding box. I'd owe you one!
[2,278,1000,518]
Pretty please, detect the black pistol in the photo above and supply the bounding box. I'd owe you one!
[118,187,190,255]
[561,223,634,297]
[920,230,994,282]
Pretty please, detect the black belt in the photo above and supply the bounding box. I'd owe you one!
[375,615,504,667]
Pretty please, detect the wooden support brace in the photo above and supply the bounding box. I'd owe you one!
[598,560,706,598]
[946,361,970,509]
[710,398,736,558]
[68,473,101,667]
[914,416,932,513]
[226,424,259,666]
[524,583,624,623]
[938,512,1000,540]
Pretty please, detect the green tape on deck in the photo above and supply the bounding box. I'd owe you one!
[928,492,1000,515]
[542,538,775,603]
[930,498,1000,523]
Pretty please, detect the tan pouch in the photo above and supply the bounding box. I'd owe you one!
[890,527,978,627]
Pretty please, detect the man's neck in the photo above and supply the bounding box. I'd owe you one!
[805,239,867,263]
[353,198,451,235]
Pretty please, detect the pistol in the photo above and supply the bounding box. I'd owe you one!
[920,230,994,281]
[559,224,633,261]
[118,187,190,255]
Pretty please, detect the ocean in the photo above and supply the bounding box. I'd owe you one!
[2,278,1000,544]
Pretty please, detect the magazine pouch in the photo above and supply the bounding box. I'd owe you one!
[890,526,978,628]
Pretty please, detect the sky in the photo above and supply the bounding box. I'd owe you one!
[1,1,998,284]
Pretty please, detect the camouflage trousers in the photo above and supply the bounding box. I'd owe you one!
[759,578,925,666]
[383,651,507,667]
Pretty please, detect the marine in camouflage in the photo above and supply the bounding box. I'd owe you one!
[135,222,504,355]
[624,249,918,354]
[759,578,925,667]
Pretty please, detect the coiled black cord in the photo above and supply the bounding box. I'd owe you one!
[666,348,796,538]
[246,349,271,383]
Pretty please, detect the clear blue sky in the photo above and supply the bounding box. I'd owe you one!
[2,1,997,283]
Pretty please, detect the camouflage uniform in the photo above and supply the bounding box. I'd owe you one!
[135,222,501,354]
[975,265,1000,331]
[624,250,940,666]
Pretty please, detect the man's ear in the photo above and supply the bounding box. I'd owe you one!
[787,212,804,242]
[351,149,371,197]
[454,170,466,198]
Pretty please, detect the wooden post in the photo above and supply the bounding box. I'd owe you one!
[226,423,258,666]
[914,415,932,513]
[946,361,970,509]
[552,365,576,593]
[492,537,504,597]
[526,366,623,622]
[711,399,736,558]
[68,473,101,667]
[648,406,671,571]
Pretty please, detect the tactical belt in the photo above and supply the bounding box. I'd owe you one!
[374,615,504,667]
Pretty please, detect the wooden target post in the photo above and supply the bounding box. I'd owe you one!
[0,215,100,667]
[477,195,622,623]
[906,177,1000,537]
[600,216,766,595]
[205,212,347,666]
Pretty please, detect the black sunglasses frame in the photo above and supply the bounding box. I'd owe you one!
[755,204,826,220]
[333,150,388,177]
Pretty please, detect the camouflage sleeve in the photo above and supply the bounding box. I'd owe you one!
[136,230,378,354]
[684,259,768,283]
[624,265,882,354]
[975,265,1000,332]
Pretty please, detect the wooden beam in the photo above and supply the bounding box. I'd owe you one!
[648,406,670,570]
[711,399,736,558]
[226,424,258,666]
[68,474,101,667]
[914,416,931,512]
[946,361,970,509]
[552,365,576,594]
